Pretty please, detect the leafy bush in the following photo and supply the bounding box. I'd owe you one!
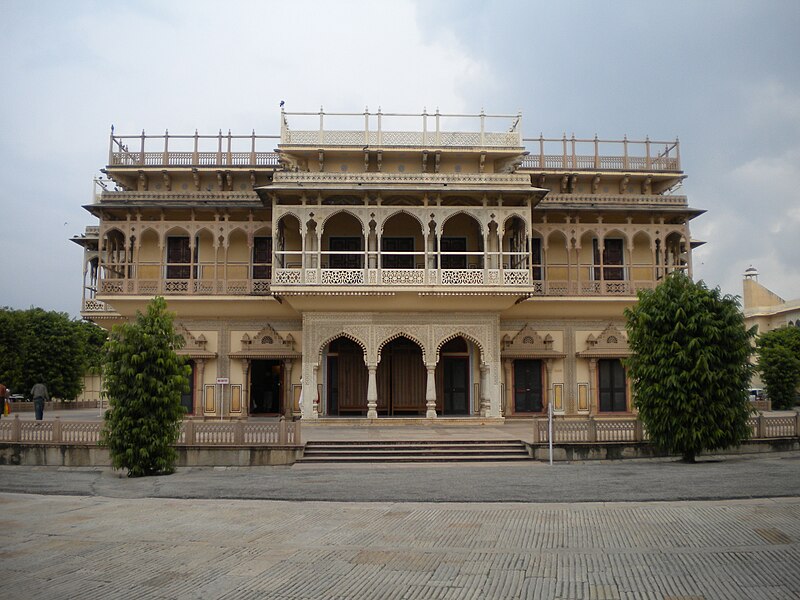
[757,326,800,409]
[625,273,755,462]
[101,297,190,477]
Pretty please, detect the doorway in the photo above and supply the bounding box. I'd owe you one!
[436,337,471,415]
[514,359,543,413]
[376,336,426,415]
[180,360,195,415]
[326,337,368,416]
[250,360,283,415]
[598,359,627,412]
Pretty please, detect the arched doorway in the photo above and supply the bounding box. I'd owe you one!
[376,336,426,416]
[436,336,472,415]
[326,336,368,416]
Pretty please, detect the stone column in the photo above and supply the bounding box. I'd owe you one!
[588,358,598,416]
[425,366,437,418]
[479,364,491,417]
[544,358,554,414]
[194,359,206,417]
[283,359,293,419]
[503,358,513,416]
[367,366,378,419]
[241,358,250,418]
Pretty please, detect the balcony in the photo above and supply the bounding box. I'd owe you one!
[272,267,532,288]
[106,129,280,169]
[519,135,680,172]
[280,109,523,149]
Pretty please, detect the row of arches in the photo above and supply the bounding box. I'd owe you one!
[320,334,480,417]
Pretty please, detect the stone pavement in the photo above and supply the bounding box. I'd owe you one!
[1,493,799,599]
[2,451,799,503]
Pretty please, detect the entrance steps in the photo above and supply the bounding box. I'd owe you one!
[298,440,531,463]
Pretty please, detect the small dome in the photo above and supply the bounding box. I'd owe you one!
[743,265,759,279]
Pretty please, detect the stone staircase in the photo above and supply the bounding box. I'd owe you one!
[298,440,531,463]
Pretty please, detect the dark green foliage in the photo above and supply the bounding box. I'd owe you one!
[101,297,190,477]
[0,307,104,399]
[624,273,755,462]
[757,327,800,409]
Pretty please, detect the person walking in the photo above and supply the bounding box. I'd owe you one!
[0,382,8,419]
[31,382,49,420]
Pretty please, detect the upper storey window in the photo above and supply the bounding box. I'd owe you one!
[253,236,272,279]
[166,236,194,279]
[329,237,363,269]
[593,238,624,281]
[382,238,415,269]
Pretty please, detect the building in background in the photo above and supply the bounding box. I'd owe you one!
[742,266,800,395]
[72,108,698,421]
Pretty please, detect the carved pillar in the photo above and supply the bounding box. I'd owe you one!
[283,359,293,419]
[479,364,490,417]
[194,359,206,417]
[425,366,437,418]
[368,225,378,269]
[503,358,513,416]
[367,366,378,419]
[544,358,554,414]
[588,358,598,416]
[241,359,250,418]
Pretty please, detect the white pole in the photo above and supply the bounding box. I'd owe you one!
[219,383,225,421]
[548,399,553,466]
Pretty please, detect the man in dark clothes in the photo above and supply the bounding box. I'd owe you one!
[31,382,49,420]
[0,383,7,418]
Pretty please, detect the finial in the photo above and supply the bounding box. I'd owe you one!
[110,124,114,133]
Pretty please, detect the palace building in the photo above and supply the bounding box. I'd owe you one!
[72,109,698,421]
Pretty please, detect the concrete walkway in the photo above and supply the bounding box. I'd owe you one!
[2,450,799,503]
[2,493,798,599]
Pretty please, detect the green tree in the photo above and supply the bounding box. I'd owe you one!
[757,326,800,409]
[0,307,95,400]
[101,297,190,477]
[624,272,755,462]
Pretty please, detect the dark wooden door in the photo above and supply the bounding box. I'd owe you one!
[329,237,363,269]
[381,237,415,269]
[251,360,282,414]
[167,237,191,279]
[514,359,543,413]
[376,338,426,415]
[440,237,467,269]
[180,360,195,415]
[252,236,272,279]
[598,359,627,412]
[327,338,368,415]
[442,357,469,415]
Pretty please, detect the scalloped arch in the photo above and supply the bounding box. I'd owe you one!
[317,332,368,366]
[440,210,484,235]
[436,331,485,363]
[376,332,427,365]
[380,209,425,236]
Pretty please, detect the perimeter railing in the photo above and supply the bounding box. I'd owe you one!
[0,416,301,446]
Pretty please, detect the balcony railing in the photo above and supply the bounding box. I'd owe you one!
[107,128,280,168]
[99,278,272,296]
[520,135,680,172]
[280,108,523,148]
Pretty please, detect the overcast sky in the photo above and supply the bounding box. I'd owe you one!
[1,0,798,317]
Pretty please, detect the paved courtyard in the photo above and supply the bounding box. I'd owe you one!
[1,493,799,599]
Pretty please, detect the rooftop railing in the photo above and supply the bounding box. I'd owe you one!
[104,115,680,172]
[280,108,523,148]
[107,127,280,168]
[520,135,680,172]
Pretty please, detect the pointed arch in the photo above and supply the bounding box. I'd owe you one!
[376,331,427,365]
[317,331,368,366]
[436,331,485,364]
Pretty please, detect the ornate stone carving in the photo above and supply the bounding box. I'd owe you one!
[577,323,631,357]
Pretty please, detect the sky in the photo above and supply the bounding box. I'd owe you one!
[1,0,798,317]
